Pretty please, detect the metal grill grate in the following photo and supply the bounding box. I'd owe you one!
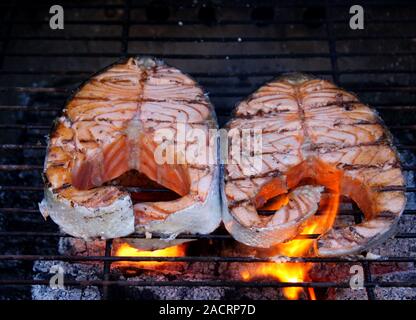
[1,0,416,300]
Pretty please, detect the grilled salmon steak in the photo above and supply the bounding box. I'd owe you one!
[39,57,221,240]
[222,74,406,256]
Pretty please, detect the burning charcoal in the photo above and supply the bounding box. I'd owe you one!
[374,270,416,300]
[326,288,368,300]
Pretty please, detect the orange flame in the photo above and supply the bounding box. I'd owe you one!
[114,243,186,269]
[241,189,340,300]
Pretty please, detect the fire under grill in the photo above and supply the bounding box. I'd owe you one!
[1,0,416,300]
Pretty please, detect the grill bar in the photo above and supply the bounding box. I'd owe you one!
[2,85,416,96]
[3,206,416,217]
[2,52,416,58]
[3,144,416,150]
[2,17,416,25]
[1,69,416,76]
[0,231,414,241]
[325,2,339,84]
[362,261,376,300]
[4,123,416,130]
[102,239,113,301]
[3,35,416,42]
[1,254,416,263]
[1,279,416,289]
[1,185,414,192]
[1,1,415,9]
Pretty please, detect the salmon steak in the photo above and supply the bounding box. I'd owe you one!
[222,74,406,256]
[39,57,221,241]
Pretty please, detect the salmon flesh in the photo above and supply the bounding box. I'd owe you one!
[39,57,221,240]
[222,74,406,256]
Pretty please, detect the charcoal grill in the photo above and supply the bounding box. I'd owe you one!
[1,0,416,300]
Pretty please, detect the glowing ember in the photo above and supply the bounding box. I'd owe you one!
[114,243,186,269]
[241,188,340,300]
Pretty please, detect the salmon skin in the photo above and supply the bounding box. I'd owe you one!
[39,57,221,241]
[222,74,406,256]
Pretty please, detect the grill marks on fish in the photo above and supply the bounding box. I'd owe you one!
[43,57,218,238]
[224,76,406,255]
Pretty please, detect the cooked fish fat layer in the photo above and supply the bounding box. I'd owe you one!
[222,74,406,256]
[39,57,221,240]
